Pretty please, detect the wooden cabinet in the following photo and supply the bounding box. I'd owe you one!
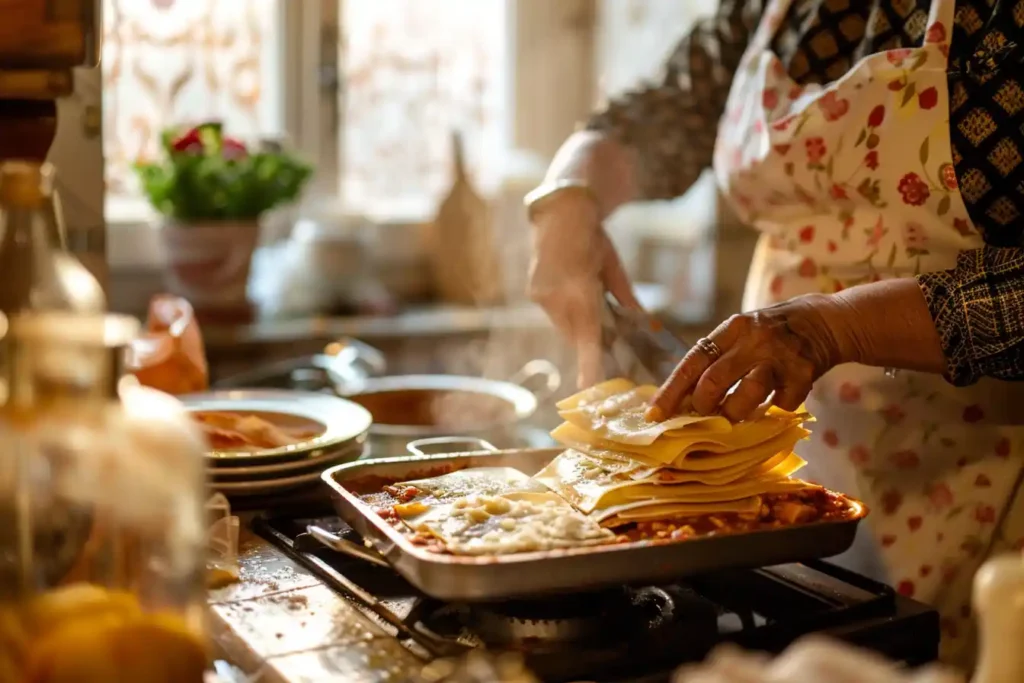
[0,0,98,101]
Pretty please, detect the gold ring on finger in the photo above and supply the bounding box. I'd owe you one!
[695,337,723,362]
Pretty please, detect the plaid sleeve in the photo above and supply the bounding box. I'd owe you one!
[585,0,765,201]
[917,248,1024,386]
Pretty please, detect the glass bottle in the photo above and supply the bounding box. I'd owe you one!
[0,311,209,683]
[0,160,104,316]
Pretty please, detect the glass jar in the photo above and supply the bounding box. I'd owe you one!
[0,311,209,683]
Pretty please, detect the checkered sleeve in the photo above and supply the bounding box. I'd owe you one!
[917,248,1024,386]
[584,0,766,201]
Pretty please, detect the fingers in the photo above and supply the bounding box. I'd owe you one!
[574,296,605,388]
[645,345,714,422]
[646,316,746,421]
[773,373,813,412]
[600,233,642,311]
[720,363,775,422]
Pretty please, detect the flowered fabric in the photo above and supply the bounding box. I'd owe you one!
[587,0,1024,386]
[605,0,1024,671]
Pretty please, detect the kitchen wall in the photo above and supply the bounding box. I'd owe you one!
[49,66,107,292]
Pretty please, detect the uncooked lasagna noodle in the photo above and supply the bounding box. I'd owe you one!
[536,451,809,513]
[593,496,764,525]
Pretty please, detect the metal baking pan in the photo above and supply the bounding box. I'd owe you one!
[321,446,866,602]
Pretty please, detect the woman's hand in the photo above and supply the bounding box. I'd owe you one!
[648,294,847,422]
[647,279,951,422]
[527,132,642,388]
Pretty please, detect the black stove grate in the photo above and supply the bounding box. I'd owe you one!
[253,510,939,683]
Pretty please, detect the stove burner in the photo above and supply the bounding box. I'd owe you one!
[254,511,943,683]
[463,588,673,647]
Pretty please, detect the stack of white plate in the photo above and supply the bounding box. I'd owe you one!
[181,390,373,498]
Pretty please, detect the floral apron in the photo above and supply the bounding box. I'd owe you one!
[712,0,1024,669]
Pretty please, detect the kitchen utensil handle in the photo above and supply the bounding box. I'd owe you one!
[306,525,391,569]
[323,337,387,376]
[509,359,562,403]
[406,436,498,456]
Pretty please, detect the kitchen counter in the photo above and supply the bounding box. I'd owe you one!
[207,524,426,682]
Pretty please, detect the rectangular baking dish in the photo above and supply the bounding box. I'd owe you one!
[321,447,866,602]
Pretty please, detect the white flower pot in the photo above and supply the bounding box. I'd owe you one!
[160,219,259,312]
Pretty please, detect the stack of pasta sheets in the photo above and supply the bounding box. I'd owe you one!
[535,379,816,528]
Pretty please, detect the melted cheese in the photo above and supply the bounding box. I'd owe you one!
[396,467,549,502]
[402,491,614,555]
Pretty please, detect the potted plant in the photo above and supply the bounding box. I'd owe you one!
[135,122,312,318]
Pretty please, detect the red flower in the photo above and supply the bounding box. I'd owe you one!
[975,504,996,524]
[805,137,827,164]
[898,173,930,206]
[881,489,903,515]
[996,437,1011,458]
[823,429,839,447]
[866,215,887,248]
[867,105,885,127]
[827,240,838,253]
[848,444,871,465]
[919,565,932,577]
[818,91,850,121]
[939,163,957,190]
[762,88,779,110]
[928,482,955,509]
[907,515,923,531]
[770,275,784,297]
[773,144,791,155]
[926,22,947,44]
[897,580,915,597]
[171,127,203,153]
[962,404,984,423]
[941,565,959,585]
[829,184,847,200]
[918,86,939,110]
[880,534,897,548]
[222,137,248,160]
[888,78,905,91]
[798,225,815,243]
[798,258,818,278]
[902,222,929,251]
[838,382,861,403]
[974,474,992,488]
[864,150,879,169]
[881,404,905,424]
[890,450,920,470]
[886,48,913,65]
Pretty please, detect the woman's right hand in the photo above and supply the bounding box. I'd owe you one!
[527,188,640,388]
[527,132,643,388]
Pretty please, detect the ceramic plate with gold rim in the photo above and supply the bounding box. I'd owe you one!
[180,389,372,462]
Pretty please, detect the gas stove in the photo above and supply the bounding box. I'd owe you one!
[253,509,940,683]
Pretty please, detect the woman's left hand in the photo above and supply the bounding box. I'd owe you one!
[648,294,851,422]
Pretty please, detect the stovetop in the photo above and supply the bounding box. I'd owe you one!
[253,509,940,683]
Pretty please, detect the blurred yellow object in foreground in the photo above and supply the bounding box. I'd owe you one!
[2,584,207,683]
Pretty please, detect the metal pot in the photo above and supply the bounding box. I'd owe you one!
[337,360,561,458]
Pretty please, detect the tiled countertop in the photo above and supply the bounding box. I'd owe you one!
[207,525,425,683]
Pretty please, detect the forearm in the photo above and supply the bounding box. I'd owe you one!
[819,279,948,375]
[543,131,639,220]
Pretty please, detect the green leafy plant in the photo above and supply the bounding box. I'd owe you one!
[134,122,312,222]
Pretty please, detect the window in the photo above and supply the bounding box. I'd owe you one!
[340,0,509,219]
[101,0,286,222]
